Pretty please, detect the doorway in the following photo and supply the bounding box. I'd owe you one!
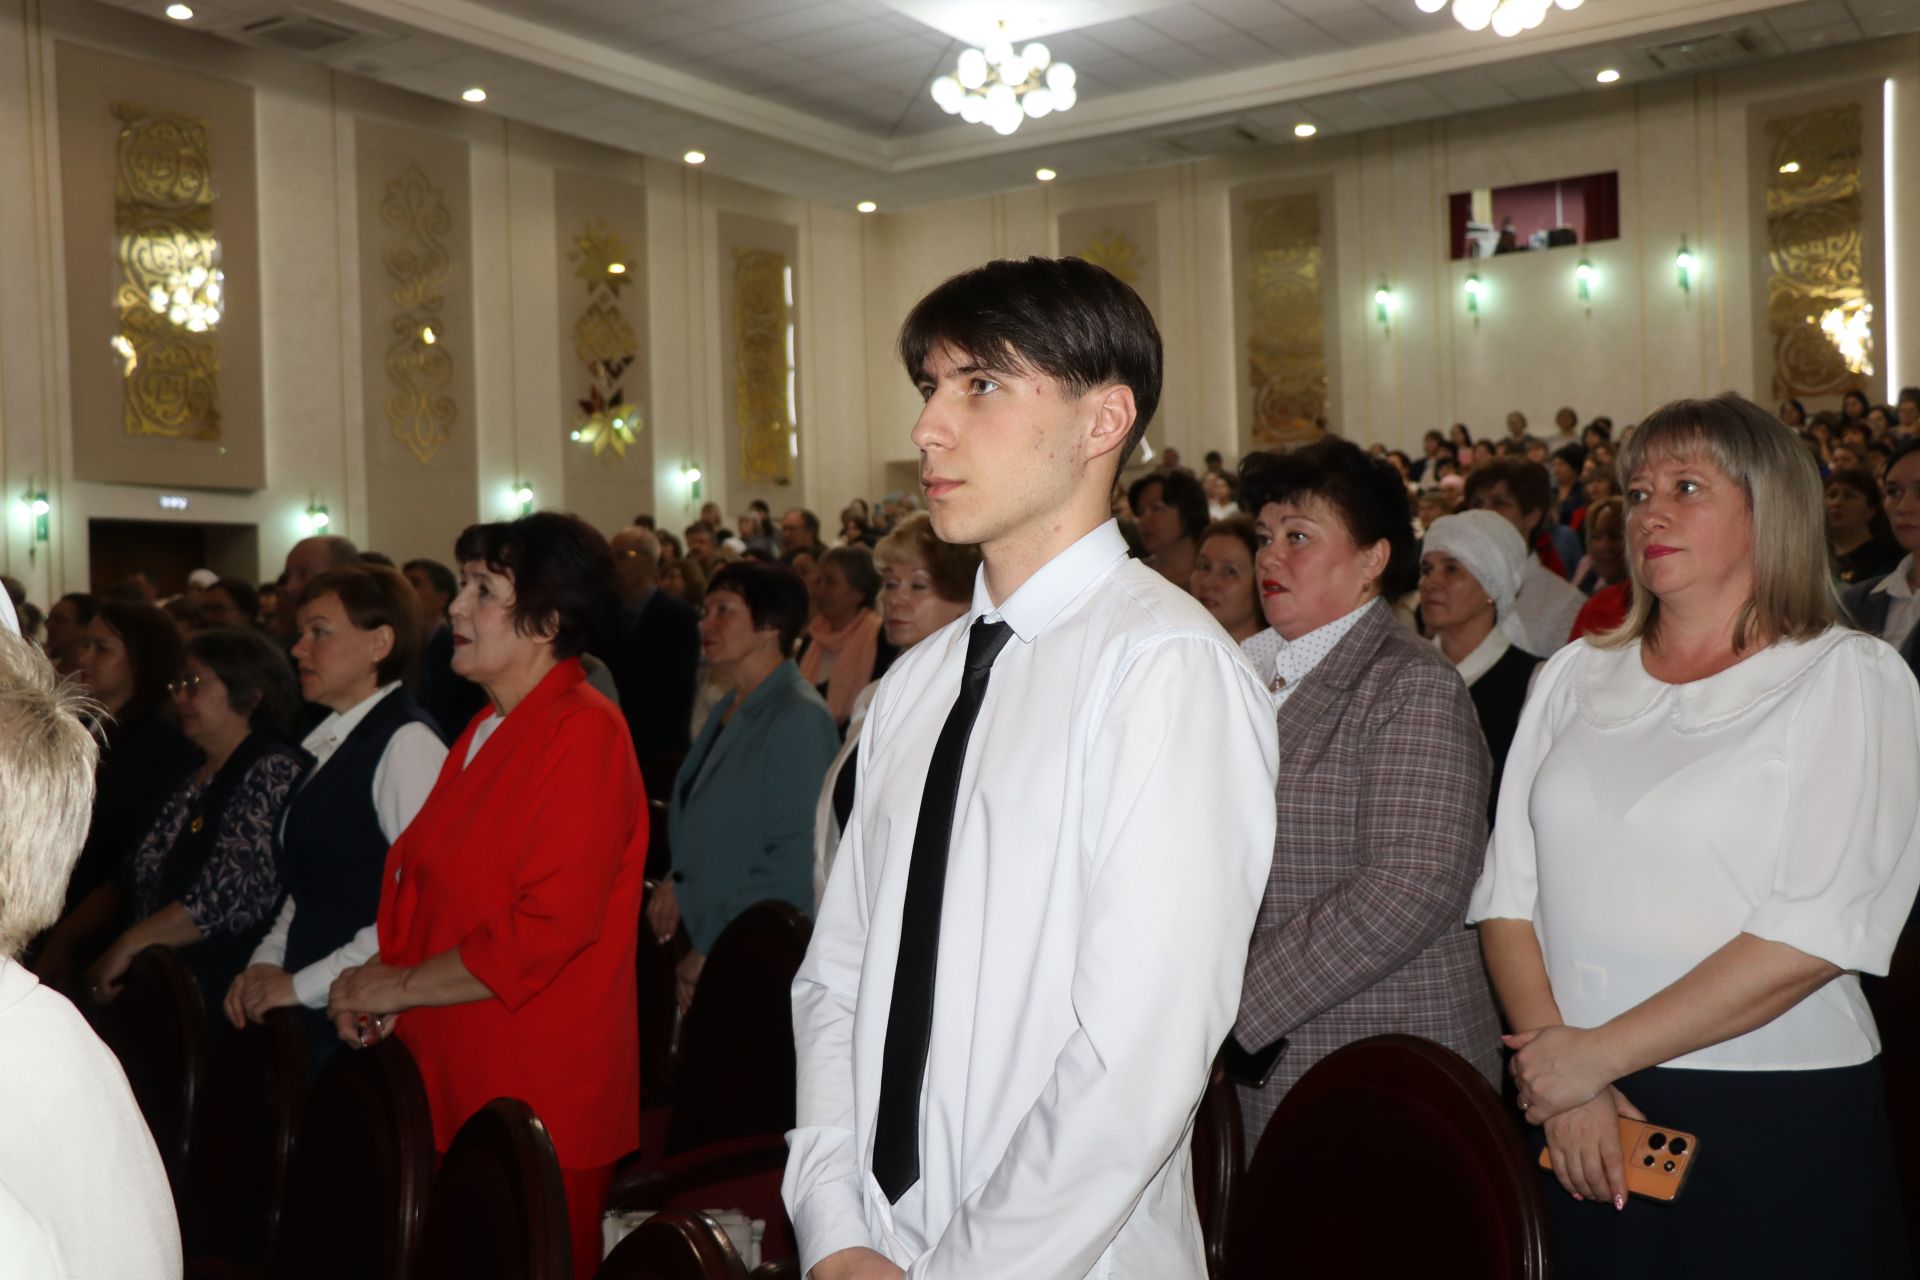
[87,519,260,597]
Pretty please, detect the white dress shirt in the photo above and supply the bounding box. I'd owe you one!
[1263,599,1375,709]
[250,684,446,1006]
[1468,630,1920,1070]
[812,681,880,909]
[1510,557,1585,658]
[785,520,1279,1280]
[1871,554,1920,651]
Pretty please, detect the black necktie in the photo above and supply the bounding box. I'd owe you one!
[872,618,1014,1203]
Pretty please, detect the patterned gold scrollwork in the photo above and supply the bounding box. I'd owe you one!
[382,164,455,463]
[1245,193,1329,451]
[566,220,641,460]
[113,102,222,441]
[1080,229,1144,286]
[1765,103,1870,399]
[734,248,795,485]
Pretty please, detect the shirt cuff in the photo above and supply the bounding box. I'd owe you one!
[291,963,334,1009]
[792,1174,876,1276]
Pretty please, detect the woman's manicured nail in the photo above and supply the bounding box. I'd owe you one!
[1613,1194,1625,1211]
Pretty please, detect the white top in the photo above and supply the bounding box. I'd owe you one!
[785,521,1279,1280]
[1871,554,1920,651]
[1510,557,1585,658]
[0,959,180,1278]
[1468,630,1920,1070]
[250,684,447,1006]
[1439,624,1513,689]
[811,681,879,909]
[1263,600,1375,709]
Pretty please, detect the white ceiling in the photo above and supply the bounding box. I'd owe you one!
[92,0,1920,209]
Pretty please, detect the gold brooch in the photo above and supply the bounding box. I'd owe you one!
[189,816,205,833]
[1269,674,1288,693]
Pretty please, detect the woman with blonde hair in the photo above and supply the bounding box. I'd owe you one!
[1471,394,1918,1277]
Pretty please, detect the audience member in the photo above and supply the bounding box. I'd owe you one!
[660,555,708,608]
[1128,468,1208,588]
[1473,393,1919,1277]
[1550,444,1588,525]
[326,511,643,1280]
[42,592,96,677]
[1505,409,1528,442]
[1202,467,1240,519]
[684,521,720,573]
[1549,406,1580,448]
[1842,440,1920,682]
[797,545,886,728]
[810,515,979,903]
[1777,397,1807,428]
[1841,387,1872,428]
[1572,496,1628,597]
[404,556,488,743]
[781,507,823,554]
[0,630,181,1279]
[223,565,444,1066]
[837,502,876,547]
[1896,387,1920,436]
[607,525,700,785]
[196,577,259,630]
[1411,429,1447,482]
[1825,466,1902,585]
[86,628,304,1020]
[1190,515,1263,646]
[1232,440,1499,1147]
[275,536,359,642]
[1464,459,1587,653]
[1418,510,1542,814]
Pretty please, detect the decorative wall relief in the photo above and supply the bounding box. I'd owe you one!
[1244,192,1329,451]
[113,102,222,441]
[1765,103,1869,398]
[565,219,640,460]
[1059,203,1160,317]
[1080,228,1145,286]
[381,163,456,464]
[733,247,796,486]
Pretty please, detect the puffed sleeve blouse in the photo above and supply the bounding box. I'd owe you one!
[1468,628,1920,1071]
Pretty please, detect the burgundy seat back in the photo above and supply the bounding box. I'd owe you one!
[1223,1035,1550,1280]
[665,902,811,1156]
[596,1209,747,1280]
[183,1009,310,1269]
[411,1097,570,1280]
[86,944,207,1201]
[1190,1066,1243,1278]
[271,1037,435,1280]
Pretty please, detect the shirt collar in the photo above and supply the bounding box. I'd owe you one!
[1873,555,1916,599]
[1437,624,1511,688]
[302,682,401,753]
[1270,599,1377,691]
[971,520,1130,644]
[1575,628,1851,733]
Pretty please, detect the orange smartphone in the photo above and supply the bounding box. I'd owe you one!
[1538,1118,1698,1202]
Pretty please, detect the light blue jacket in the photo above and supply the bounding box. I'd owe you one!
[668,660,840,952]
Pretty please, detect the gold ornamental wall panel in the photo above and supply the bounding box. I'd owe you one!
[1764,103,1870,401]
[1058,202,1162,324]
[58,43,264,488]
[732,246,796,487]
[1241,191,1330,451]
[380,163,456,464]
[566,218,641,461]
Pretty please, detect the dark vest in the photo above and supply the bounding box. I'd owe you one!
[275,690,438,975]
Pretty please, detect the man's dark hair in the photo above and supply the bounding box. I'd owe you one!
[1239,440,1419,597]
[1127,469,1209,543]
[634,514,656,530]
[899,255,1163,472]
[785,508,822,540]
[209,578,260,622]
[1464,458,1554,519]
[452,512,617,661]
[1551,443,1588,472]
[185,627,301,735]
[685,521,716,541]
[707,562,812,657]
[403,558,458,603]
[56,593,100,625]
[358,550,396,568]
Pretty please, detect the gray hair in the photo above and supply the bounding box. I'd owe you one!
[1598,395,1840,652]
[0,634,100,958]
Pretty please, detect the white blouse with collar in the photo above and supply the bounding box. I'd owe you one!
[1469,628,1920,1071]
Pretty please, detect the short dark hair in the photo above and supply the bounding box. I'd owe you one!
[1463,458,1553,518]
[706,562,812,657]
[784,508,822,539]
[358,550,397,568]
[1897,386,1920,408]
[56,593,100,625]
[209,578,260,622]
[1200,514,1258,561]
[1128,469,1210,542]
[1551,443,1588,472]
[685,521,716,541]
[403,558,457,602]
[1238,440,1419,597]
[94,601,184,727]
[185,627,300,735]
[452,512,616,661]
[899,255,1163,472]
[1886,438,1920,474]
[299,564,422,685]
[819,544,881,608]
[1825,466,1884,511]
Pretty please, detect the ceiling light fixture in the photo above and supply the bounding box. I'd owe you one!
[683,150,706,165]
[856,200,878,213]
[165,3,194,19]
[1596,68,1621,84]
[461,87,487,103]
[1294,123,1318,138]
[1036,167,1057,181]
[931,23,1076,136]
[1439,0,1581,38]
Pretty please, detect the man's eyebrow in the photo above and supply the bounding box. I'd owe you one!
[912,358,1015,384]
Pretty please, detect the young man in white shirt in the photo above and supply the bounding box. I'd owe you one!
[784,256,1280,1280]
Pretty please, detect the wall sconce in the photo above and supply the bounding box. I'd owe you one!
[20,482,50,545]
[1464,273,1485,317]
[1575,259,1597,305]
[679,464,704,501]
[301,497,331,533]
[514,482,535,516]
[1675,239,1696,293]
[1373,280,1397,332]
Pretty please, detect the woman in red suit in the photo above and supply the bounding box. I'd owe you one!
[327,512,645,1278]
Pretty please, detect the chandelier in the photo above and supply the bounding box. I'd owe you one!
[931,27,1077,136]
[1418,0,1583,37]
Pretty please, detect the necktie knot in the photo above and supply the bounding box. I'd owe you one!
[965,619,1014,677]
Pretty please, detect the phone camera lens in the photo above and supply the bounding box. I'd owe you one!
[1668,1138,1688,1156]
[1664,1160,1677,1173]
[1647,1132,1667,1150]
[1642,1155,1656,1167]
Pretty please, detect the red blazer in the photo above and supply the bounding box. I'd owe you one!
[377,659,647,1168]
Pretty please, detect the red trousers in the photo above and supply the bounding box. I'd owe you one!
[562,1163,616,1279]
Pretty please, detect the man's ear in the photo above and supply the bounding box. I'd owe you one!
[1083,383,1138,466]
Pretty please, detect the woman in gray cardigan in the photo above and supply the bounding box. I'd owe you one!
[646,562,839,1010]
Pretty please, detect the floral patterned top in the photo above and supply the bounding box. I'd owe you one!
[131,749,303,936]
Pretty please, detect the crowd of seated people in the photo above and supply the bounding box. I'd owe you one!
[1,377,1917,1278]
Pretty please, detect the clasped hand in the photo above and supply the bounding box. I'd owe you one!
[1504,1024,1616,1123]
[1506,1024,1639,1210]
[327,961,413,1049]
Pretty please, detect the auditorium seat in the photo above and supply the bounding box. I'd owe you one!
[410,1097,570,1280]
[85,943,207,1203]
[596,1208,747,1280]
[1223,1034,1549,1280]
[270,1037,435,1280]
[183,1009,310,1272]
[1190,1061,1243,1278]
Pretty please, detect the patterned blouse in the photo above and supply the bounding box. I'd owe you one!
[131,751,303,936]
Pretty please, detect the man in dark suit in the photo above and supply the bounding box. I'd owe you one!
[607,526,700,797]
[404,557,488,743]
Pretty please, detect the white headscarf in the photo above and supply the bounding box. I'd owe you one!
[1421,510,1529,645]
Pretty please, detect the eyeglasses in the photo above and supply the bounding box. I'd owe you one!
[166,674,202,697]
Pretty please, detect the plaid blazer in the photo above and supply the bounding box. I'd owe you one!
[1235,603,1503,1148]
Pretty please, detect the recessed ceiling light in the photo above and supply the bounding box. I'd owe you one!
[165,2,193,17]
[1293,123,1317,138]
[461,87,487,103]
[1035,167,1057,181]
[1596,68,1621,83]
[683,150,707,165]
[856,200,878,213]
